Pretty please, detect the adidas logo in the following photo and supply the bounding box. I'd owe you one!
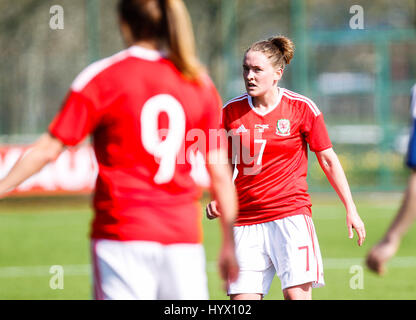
[235,124,248,134]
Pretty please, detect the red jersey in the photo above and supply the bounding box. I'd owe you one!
[222,89,332,226]
[49,46,223,244]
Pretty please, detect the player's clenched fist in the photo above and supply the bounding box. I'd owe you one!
[206,200,221,220]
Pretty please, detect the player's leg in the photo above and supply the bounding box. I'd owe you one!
[158,243,209,300]
[267,214,325,300]
[227,224,276,299]
[91,239,161,300]
[282,282,312,300]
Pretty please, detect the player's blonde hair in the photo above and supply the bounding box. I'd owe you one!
[118,0,204,81]
[246,35,295,70]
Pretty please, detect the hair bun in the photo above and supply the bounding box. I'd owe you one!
[269,36,295,65]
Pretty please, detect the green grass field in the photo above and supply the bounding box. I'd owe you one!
[0,193,416,300]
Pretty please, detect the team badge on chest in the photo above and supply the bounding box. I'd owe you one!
[276,119,291,136]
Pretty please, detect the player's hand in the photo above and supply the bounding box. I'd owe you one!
[218,242,239,287]
[346,211,366,246]
[366,236,399,275]
[206,200,221,220]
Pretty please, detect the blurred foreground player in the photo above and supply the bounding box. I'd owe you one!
[0,0,239,299]
[207,35,366,300]
[366,84,416,275]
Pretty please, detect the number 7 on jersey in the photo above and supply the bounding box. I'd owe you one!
[254,139,267,165]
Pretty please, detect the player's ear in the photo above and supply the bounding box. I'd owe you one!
[119,20,134,47]
[274,67,283,83]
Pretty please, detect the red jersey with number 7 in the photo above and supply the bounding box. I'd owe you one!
[222,89,332,226]
[49,46,223,244]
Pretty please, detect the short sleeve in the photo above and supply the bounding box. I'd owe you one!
[220,105,227,130]
[48,90,99,146]
[301,103,332,152]
[410,84,416,119]
[406,120,416,168]
[406,85,416,168]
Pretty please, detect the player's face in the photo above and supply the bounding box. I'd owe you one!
[243,50,282,97]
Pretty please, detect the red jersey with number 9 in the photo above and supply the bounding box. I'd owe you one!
[49,46,223,244]
[222,89,332,226]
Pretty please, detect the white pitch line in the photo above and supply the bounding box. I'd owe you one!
[320,257,416,269]
[1,257,416,278]
[0,264,90,278]
[207,257,416,272]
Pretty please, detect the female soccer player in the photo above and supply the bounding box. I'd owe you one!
[207,35,366,300]
[0,0,239,300]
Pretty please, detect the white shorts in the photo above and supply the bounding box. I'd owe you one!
[91,239,209,300]
[228,214,325,296]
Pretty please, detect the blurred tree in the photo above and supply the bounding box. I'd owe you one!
[0,0,415,191]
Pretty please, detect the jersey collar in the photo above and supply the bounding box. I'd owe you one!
[248,88,284,116]
[128,45,163,61]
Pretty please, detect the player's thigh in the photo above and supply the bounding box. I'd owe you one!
[159,243,209,300]
[91,239,162,300]
[228,224,276,296]
[267,214,325,291]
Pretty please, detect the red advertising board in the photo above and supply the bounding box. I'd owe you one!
[0,145,97,196]
[0,145,211,197]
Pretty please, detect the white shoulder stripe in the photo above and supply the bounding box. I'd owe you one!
[223,94,248,109]
[286,90,321,114]
[283,91,320,116]
[229,93,248,102]
[284,89,320,115]
[71,50,130,92]
[283,93,320,117]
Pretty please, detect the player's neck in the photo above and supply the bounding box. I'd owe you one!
[131,40,160,51]
[252,87,281,111]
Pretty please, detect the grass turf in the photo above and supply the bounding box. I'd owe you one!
[0,193,415,300]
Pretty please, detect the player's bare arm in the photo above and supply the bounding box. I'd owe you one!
[0,133,65,197]
[367,170,416,274]
[206,156,234,220]
[383,170,416,242]
[206,149,239,284]
[315,148,366,246]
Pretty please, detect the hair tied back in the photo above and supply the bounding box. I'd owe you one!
[268,36,295,66]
